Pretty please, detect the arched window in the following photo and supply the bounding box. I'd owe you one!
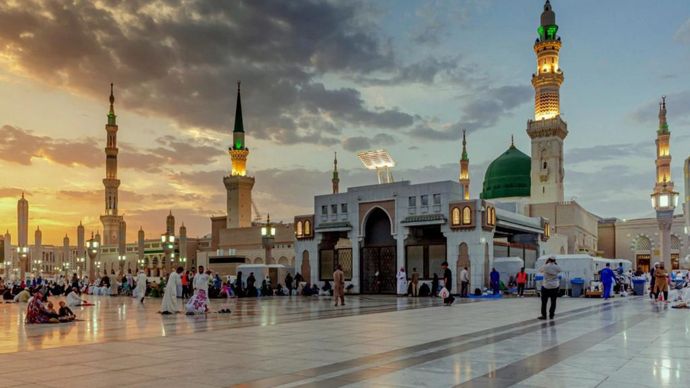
[296,221,303,237]
[304,220,311,236]
[671,235,681,251]
[451,207,461,226]
[634,236,651,251]
[462,206,472,225]
[489,207,496,225]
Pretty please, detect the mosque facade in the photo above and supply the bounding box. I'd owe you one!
[293,0,689,293]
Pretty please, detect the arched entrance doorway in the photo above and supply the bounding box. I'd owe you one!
[457,243,469,293]
[360,207,396,293]
[634,235,651,272]
[301,250,311,282]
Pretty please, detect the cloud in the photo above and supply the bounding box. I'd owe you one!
[0,187,27,198]
[675,18,690,44]
[410,1,488,46]
[0,0,422,146]
[0,125,101,167]
[565,142,652,165]
[342,133,397,152]
[0,125,223,171]
[407,85,531,140]
[629,91,690,125]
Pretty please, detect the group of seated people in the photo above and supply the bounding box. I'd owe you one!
[25,292,77,324]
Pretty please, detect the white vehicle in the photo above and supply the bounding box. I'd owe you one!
[535,255,632,286]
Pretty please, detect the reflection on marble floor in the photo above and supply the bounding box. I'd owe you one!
[0,295,688,388]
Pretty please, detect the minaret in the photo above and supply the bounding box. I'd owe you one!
[137,226,145,271]
[651,96,679,270]
[166,211,175,235]
[332,152,340,194]
[34,226,42,272]
[17,193,28,248]
[459,130,470,200]
[527,0,567,204]
[62,235,70,269]
[223,81,255,228]
[101,83,123,245]
[77,221,85,261]
[179,223,188,269]
[654,97,674,192]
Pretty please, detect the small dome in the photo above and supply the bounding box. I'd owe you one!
[481,144,531,200]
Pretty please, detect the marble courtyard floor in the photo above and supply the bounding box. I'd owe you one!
[0,294,688,387]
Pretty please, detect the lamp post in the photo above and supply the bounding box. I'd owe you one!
[17,246,28,283]
[86,235,100,280]
[118,254,126,277]
[161,233,175,274]
[77,256,85,278]
[33,259,42,277]
[651,181,679,270]
[137,258,144,271]
[261,214,276,264]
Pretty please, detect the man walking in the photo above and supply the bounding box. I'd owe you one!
[538,257,561,320]
[442,262,454,305]
[333,265,345,307]
[516,267,527,297]
[459,267,469,297]
[600,263,615,300]
[411,267,419,297]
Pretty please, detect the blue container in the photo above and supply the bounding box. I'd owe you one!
[570,278,585,297]
[632,278,646,295]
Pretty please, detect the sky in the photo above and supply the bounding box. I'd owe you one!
[0,0,689,245]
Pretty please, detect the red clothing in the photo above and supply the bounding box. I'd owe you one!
[516,272,527,284]
[181,275,188,286]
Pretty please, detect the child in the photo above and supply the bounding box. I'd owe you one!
[58,301,75,322]
[45,301,60,320]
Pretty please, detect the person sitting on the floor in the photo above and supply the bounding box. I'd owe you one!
[13,289,31,303]
[66,287,88,306]
[58,301,75,322]
[25,292,58,324]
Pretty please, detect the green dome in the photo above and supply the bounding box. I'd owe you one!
[480,145,531,200]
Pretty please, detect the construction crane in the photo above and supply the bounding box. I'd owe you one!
[251,199,263,223]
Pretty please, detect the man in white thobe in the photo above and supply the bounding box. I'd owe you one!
[161,267,183,314]
[133,270,148,303]
[396,267,408,296]
[193,265,210,295]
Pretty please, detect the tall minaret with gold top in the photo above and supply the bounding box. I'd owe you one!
[332,152,340,194]
[651,96,679,270]
[101,83,123,245]
[223,82,255,228]
[527,0,567,204]
[459,130,470,200]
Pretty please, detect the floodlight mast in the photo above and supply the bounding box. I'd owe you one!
[357,149,395,184]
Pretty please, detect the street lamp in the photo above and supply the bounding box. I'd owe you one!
[161,233,175,273]
[118,254,126,277]
[86,235,100,280]
[76,256,85,278]
[17,246,28,282]
[261,214,276,264]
